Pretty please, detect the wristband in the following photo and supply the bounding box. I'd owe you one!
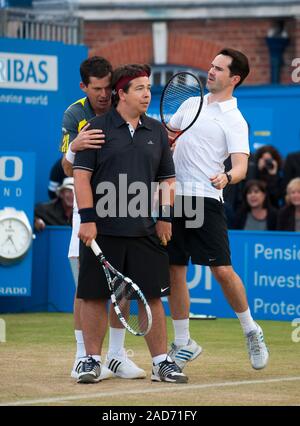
[157,205,174,223]
[65,143,76,164]
[78,208,97,223]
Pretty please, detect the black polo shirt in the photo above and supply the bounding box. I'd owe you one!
[73,107,175,237]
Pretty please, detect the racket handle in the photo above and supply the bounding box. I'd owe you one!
[90,239,102,256]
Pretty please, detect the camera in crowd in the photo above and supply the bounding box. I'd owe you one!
[264,158,274,171]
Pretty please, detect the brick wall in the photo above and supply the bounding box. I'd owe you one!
[84,18,299,85]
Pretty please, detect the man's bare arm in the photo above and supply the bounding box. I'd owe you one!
[73,169,97,246]
[210,153,248,190]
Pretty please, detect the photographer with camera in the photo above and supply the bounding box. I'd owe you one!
[248,145,285,209]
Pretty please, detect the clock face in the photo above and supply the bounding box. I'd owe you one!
[0,217,31,260]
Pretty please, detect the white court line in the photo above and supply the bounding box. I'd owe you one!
[1,376,300,406]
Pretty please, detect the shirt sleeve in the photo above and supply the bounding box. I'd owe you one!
[156,125,176,180]
[227,116,250,155]
[73,148,97,173]
[73,117,100,172]
[60,109,80,153]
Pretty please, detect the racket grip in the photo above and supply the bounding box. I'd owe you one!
[90,239,101,256]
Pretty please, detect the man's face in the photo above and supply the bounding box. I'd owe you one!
[122,76,151,115]
[206,54,239,93]
[59,188,74,208]
[81,74,112,114]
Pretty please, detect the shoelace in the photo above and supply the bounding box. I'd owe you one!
[248,333,262,355]
[83,357,99,372]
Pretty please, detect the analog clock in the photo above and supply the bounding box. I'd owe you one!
[0,208,33,265]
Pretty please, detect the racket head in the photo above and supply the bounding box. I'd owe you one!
[110,276,152,337]
[90,241,152,336]
[160,71,204,142]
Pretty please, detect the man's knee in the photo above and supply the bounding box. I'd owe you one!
[170,264,186,285]
[211,266,234,284]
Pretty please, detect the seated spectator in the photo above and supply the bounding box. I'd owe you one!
[48,158,67,199]
[35,177,74,231]
[283,150,300,188]
[233,180,278,231]
[248,145,285,208]
[277,177,300,232]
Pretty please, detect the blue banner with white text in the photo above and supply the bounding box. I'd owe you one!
[0,152,35,296]
[163,231,300,321]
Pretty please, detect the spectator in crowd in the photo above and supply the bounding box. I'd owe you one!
[277,177,300,231]
[283,150,300,188]
[247,145,285,208]
[48,158,67,199]
[35,177,74,231]
[233,180,278,231]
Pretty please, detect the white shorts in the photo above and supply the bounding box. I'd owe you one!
[68,196,80,258]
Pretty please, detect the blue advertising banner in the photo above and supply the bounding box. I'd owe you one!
[0,228,298,320]
[0,38,88,203]
[0,151,35,296]
[163,231,300,321]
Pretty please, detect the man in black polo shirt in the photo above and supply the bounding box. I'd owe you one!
[73,64,188,384]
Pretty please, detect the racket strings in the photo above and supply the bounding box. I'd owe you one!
[161,73,203,129]
[113,278,150,335]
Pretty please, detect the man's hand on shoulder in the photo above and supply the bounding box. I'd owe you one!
[72,123,106,152]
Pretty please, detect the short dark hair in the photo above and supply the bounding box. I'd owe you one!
[111,63,151,106]
[243,179,269,210]
[80,56,113,86]
[218,48,250,88]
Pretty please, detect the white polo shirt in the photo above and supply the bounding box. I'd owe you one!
[170,94,249,201]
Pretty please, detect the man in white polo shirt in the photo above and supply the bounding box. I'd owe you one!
[167,48,269,371]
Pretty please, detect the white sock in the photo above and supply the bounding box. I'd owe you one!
[75,330,86,359]
[107,327,126,358]
[153,354,172,365]
[88,355,101,363]
[236,308,257,335]
[172,319,190,346]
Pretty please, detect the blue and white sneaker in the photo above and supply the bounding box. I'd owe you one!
[71,358,113,380]
[151,359,188,383]
[77,356,102,384]
[168,339,202,370]
[246,323,269,370]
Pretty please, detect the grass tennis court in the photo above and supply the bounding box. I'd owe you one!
[0,313,299,406]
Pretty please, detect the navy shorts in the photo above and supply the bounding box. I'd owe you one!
[167,196,231,267]
[77,234,170,300]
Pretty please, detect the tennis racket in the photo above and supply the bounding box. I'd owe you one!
[90,239,152,337]
[160,72,204,145]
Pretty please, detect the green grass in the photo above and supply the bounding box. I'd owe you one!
[0,313,299,406]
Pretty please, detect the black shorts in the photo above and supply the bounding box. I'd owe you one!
[77,234,170,300]
[167,196,231,267]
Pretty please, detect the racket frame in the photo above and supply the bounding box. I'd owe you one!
[90,239,152,336]
[160,71,204,144]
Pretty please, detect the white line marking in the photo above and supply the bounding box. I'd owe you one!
[162,297,212,304]
[1,376,300,406]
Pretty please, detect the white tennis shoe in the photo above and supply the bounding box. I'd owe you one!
[105,351,146,379]
[71,358,113,380]
[168,339,202,370]
[246,323,269,370]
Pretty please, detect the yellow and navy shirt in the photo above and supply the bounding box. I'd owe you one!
[60,97,95,153]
